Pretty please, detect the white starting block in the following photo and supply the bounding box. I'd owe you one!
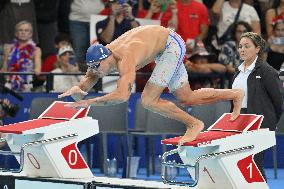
[0,101,192,189]
[0,101,99,179]
[161,113,275,189]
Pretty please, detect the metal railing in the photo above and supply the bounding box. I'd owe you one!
[0,71,230,93]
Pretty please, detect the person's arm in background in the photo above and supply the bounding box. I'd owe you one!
[225,65,236,74]
[251,20,261,35]
[123,3,140,28]
[267,36,284,53]
[33,47,42,75]
[185,60,211,73]
[269,44,284,53]
[144,0,160,19]
[211,0,225,20]
[265,8,277,38]
[166,0,178,30]
[185,60,226,74]
[99,16,116,44]
[206,63,227,73]
[99,3,121,44]
[0,45,12,72]
[249,5,261,35]
[198,24,209,41]
[197,3,210,41]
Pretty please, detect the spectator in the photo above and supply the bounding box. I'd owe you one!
[69,0,106,71]
[185,42,226,89]
[232,32,282,180]
[267,15,284,71]
[161,0,209,53]
[218,21,252,74]
[51,46,81,92]
[31,33,73,92]
[42,33,72,73]
[265,0,284,38]
[212,0,261,40]
[96,0,140,46]
[0,0,38,45]
[1,21,41,92]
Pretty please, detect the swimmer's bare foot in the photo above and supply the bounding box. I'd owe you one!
[230,89,244,121]
[179,120,204,145]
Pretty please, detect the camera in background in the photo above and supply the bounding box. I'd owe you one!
[0,99,19,118]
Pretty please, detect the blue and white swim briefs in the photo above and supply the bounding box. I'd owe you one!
[148,30,188,92]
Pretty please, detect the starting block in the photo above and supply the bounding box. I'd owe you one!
[0,101,99,179]
[161,113,275,189]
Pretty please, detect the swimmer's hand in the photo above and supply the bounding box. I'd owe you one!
[58,86,88,101]
[65,99,90,109]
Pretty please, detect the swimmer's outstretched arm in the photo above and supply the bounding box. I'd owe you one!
[89,71,136,106]
[58,69,100,101]
[66,72,136,108]
[66,61,136,108]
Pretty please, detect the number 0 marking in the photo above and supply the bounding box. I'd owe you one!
[4,185,8,189]
[27,153,40,169]
[68,150,78,165]
[246,163,253,179]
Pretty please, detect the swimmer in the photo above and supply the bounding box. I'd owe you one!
[59,25,244,144]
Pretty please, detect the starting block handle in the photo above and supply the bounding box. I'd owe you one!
[161,148,199,187]
[161,145,254,187]
[0,133,78,173]
[0,137,20,158]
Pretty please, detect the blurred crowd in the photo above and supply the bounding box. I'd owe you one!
[0,0,283,93]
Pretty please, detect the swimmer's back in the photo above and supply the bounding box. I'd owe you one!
[107,25,170,60]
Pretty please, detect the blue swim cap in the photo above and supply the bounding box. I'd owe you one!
[86,44,110,68]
